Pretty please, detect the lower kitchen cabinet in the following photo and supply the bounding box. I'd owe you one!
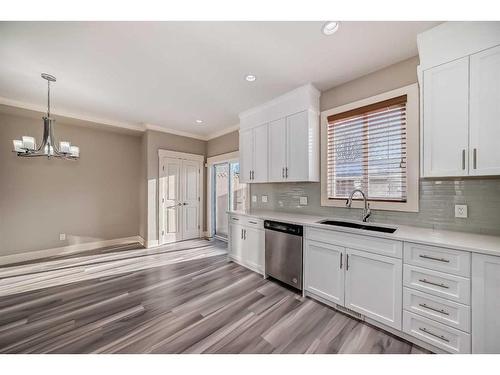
[304,240,345,305]
[228,221,264,274]
[472,253,500,353]
[344,248,403,330]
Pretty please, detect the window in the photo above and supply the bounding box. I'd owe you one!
[321,84,419,212]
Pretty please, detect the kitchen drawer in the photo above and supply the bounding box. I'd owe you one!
[306,227,402,259]
[241,216,264,229]
[403,265,470,304]
[404,242,470,277]
[403,287,470,332]
[403,311,471,354]
[229,215,243,224]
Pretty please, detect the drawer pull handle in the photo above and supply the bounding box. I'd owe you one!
[418,303,450,316]
[419,254,450,263]
[418,279,449,289]
[419,327,450,342]
[249,221,258,224]
[232,218,239,221]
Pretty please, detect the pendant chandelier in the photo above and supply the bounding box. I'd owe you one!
[12,73,80,159]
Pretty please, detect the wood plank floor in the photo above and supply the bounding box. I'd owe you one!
[0,239,429,354]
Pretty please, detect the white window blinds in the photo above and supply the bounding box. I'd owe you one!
[326,95,407,202]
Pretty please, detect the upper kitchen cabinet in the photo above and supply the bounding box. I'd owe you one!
[239,84,320,183]
[418,22,500,178]
[469,45,500,176]
[239,124,268,183]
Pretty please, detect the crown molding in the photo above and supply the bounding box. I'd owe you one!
[0,96,144,132]
[1,96,240,142]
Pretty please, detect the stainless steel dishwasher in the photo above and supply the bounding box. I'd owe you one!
[264,220,303,291]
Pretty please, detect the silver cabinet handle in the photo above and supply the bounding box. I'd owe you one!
[340,252,343,269]
[241,229,244,239]
[419,254,450,263]
[243,229,247,240]
[285,167,288,178]
[249,220,258,224]
[249,171,252,180]
[346,254,349,271]
[183,202,188,205]
[418,303,450,316]
[419,327,450,342]
[462,149,466,170]
[418,278,449,289]
[282,167,285,178]
[473,148,477,169]
[232,217,239,221]
[177,202,182,206]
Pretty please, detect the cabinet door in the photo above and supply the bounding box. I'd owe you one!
[242,227,264,272]
[345,248,403,329]
[470,45,500,176]
[472,253,500,353]
[239,129,253,183]
[304,240,345,305]
[423,57,469,177]
[252,124,268,182]
[268,118,287,182]
[286,110,310,181]
[229,223,243,261]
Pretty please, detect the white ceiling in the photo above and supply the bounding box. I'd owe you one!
[0,21,439,139]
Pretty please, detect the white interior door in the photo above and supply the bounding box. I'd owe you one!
[469,44,500,176]
[160,156,202,244]
[181,159,200,240]
[160,157,182,244]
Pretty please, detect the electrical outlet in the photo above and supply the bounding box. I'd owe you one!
[252,195,257,203]
[299,196,308,206]
[455,204,468,218]
[59,233,66,241]
[261,195,268,203]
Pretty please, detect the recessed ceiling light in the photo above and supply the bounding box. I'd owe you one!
[245,74,257,82]
[322,21,340,36]
[195,119,203,124]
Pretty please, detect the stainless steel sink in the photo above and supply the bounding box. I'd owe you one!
[317,219,397,233]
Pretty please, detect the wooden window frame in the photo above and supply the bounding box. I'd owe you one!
[320,84,419,212]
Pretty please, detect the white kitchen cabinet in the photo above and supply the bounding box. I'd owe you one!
[229,222,243,261]
[344,248,403,330]
[304,240,345,305]
[469,44,500,176]
[268,118,287,182]
[422,57,469,177]
[239,124,268,183]
[242,226,264,273]
[286,110,315,181]
[472,253,500,353]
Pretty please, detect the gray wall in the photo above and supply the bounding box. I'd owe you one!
[250,56,500,236]
[0,109,142,255]
[207,131,239,158]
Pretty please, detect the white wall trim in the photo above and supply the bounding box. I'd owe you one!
[158,149,205,161]
[0,97,240,142]
[0,236,144,266]
[320,83,420,213]
[206,124,240,140]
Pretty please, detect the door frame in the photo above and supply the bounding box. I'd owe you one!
[206,151,246,239]
[158,149,205,245]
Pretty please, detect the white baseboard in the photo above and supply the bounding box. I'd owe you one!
[0,235,145,266]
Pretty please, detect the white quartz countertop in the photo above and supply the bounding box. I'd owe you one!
[227,210,500,257]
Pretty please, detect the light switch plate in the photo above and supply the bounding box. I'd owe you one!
[455,204,468,218]
[299,196,308,206]
[261,195,268,203]
[252,195,257,203]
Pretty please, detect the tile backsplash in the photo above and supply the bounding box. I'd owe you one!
[250,178,500,236]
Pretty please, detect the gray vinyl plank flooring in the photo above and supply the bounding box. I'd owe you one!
[0,239,430,354]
